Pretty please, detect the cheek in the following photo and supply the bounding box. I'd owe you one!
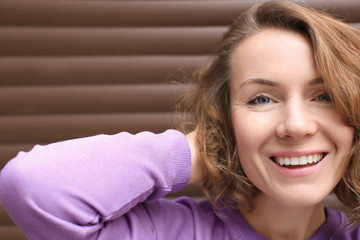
[232,113,269,188]
[232,115,255,152]
[322,112,354,158]
[332,125,354,170]
[336,127,354,152]
[231,111,274,153]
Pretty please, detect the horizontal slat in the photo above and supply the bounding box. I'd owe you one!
[0,27,226,56]
[0,56,207,86]
[1,23,358,57]
[1,1,359,27]
[0,1,254,27]
[0,84,190,115]
[0,113,182,143]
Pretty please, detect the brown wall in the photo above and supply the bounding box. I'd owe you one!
[1,0,359,238]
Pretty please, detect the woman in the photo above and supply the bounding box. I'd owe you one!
[1,1,360,239]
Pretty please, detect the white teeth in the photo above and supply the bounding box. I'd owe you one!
[299,156,307,165]
[290,157,299,165]
[275,153,324,166]
[279,158,285,166]
[308,155,313,164]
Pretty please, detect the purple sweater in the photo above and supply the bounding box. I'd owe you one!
[0,130,359,239]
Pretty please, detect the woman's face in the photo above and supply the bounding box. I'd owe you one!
[230,29,354,207]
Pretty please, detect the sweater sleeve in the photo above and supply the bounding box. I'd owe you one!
[0,130,191,240]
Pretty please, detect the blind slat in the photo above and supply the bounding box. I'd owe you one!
[0,56,207,86]
[1,1,359,27]
[0,1,254,27]
[0,113,180,143]
[0,84,189,115]
[0,27,226,56]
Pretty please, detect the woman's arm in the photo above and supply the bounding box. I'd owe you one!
[0,130,192,240]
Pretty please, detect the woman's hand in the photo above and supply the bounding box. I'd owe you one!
[186,130,204,184]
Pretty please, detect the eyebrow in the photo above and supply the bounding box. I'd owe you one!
[238,78,279,89]
[238,77,324,90]
[309,77,324,85]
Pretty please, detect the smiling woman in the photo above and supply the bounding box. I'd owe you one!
[1,1,360,240]
[229,29,354,238]
[179,0,360,238]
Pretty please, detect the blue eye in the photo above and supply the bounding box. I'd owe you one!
[314,93,331,102]
[247,95,272,105]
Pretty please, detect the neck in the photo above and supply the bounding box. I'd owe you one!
[242,194,326,240]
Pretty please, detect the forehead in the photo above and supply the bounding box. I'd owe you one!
[229,29,318,90]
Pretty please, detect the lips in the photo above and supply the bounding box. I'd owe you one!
[269,153,327,168]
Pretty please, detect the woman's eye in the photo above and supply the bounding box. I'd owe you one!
[314,92,331,102]
[247,95,272,105]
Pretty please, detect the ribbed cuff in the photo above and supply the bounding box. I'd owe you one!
[161,130,191,193]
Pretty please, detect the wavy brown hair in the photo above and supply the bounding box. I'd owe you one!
[179,1,360,224]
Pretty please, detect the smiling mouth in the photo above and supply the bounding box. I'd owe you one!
[269,153,327,168]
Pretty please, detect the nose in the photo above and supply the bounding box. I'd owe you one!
[275,98,318,140]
